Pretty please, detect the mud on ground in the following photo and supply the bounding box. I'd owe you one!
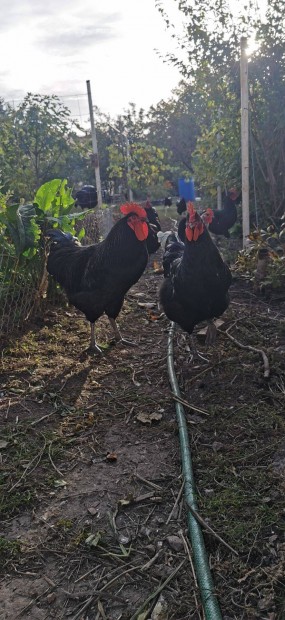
[0,250,285,619]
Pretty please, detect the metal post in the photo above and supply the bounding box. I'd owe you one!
[217,186,222,210]
[240,37,250,247]
[125,136,133,202]
[86,80,103,208]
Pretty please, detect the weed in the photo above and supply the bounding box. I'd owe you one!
[0,537,21,561]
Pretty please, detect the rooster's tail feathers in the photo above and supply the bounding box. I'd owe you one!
[157,230,179,252]
[47,229,81,246]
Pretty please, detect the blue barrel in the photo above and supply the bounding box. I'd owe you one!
[178,178,195,201]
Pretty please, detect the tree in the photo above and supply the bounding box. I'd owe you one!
[105,105,176,199]
[145,81,213,189]
[156,0,285,220]
[0,94,89,201]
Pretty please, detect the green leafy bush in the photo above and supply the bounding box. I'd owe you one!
[234,222,285,291]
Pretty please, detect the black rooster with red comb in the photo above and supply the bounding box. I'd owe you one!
[159,202,232,353]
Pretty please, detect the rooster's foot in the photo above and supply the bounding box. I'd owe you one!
[115,338,137,348]
[86,344,103,355]
[188,351,209,364]
[108,318,137,347]
[205,322,217,346]
[88,324,103,354]
[189,335,209,363]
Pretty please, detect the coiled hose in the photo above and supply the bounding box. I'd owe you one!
[167,323,223,619]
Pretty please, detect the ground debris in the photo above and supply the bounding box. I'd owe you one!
[0,247,285,620]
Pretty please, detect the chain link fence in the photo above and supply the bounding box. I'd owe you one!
[0,208,115,338]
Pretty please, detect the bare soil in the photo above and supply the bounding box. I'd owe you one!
[0,231,285,620]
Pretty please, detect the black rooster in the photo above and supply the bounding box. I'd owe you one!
[75,185,98,209]
[164,196,172,207]
[176,197,187,215]
[159,202,232,349]
[176,190,241,241]
[145,198,161,232]
[47,203,159,353]
[208,188,241,238]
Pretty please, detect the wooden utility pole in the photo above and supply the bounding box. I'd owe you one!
[125,136,133,202]
[217,108,222,210]
[240,37,250,246]
[86,80,103,208]
[217,185,222,210]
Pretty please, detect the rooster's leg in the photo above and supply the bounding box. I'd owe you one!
[108,318,137,347]
[189,335,209,363]
[205,320,217,346]
[88,323,102,354]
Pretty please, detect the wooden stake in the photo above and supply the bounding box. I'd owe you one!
[240,37,250,247]
[86,80,103,208]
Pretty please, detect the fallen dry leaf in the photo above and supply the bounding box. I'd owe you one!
[118,495,134,507]
[147,309,163,321]
[136,412,163,424]
[106,452,117,461]
[87,504,100,516]
[138,302,156,309]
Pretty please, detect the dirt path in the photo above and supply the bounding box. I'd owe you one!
[1,257,285,619]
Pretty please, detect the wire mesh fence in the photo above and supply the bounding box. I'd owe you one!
[0,208,116,339]
[0,247,44,336]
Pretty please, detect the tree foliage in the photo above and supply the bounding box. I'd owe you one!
[1,1,285,222]
[103,106,176,199]
[155,0,285,219]
[0,94,89,201]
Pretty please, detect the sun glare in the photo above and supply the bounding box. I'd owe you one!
[245,37,260,58]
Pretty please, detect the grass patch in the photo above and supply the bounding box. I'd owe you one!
[0,537,22,562]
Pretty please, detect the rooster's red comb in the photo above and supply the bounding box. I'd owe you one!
[187,201,195,213]
[187,201,196,222]
[120,202,147,218]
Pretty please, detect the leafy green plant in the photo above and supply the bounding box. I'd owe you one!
[234,224,285,290]
[34,178,88,239]
[0,179,90,261]
[0,202,41,258]
[0,179,94,323]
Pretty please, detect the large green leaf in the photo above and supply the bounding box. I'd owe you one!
[33,178,91,237]
[34,179,74,216]
[0,203,41,256]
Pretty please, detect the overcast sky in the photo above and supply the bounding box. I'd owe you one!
[0,0,182,121]
[0,0,269,123]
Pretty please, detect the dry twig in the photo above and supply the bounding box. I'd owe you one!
[166,481,184,525]
[179,529,203,620]
[129,559,186,620]
[134,472,163,491]
[48,441,64,477]
[8,438,47,494]
[185,500,239,557]
[221,324,270,379]
[171,393,209,415]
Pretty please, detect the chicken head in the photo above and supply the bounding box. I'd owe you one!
[120,203,149,241]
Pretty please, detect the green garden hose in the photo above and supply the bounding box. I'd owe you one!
[167,323,223,620]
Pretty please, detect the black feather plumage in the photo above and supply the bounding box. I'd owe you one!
[159,212,232,337]
[75,185,98,209]
[177,191,241,241]
[47,210,158,347]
